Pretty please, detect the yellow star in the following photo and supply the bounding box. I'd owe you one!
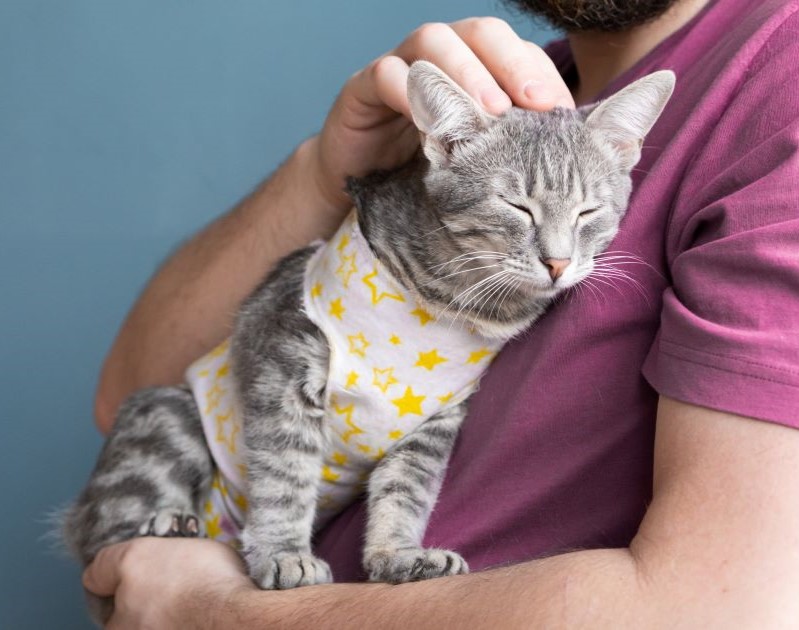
[335,253,358,288]
[197,368,210,378]
[329,297,346,320]
[347,332,370,358]
[216,362,229,378]
[345,371,359,389]
[391,386,426,417]
[437,392,454,404]
[466,348,494,364]
[410,306,435,326]
[415,349,448,371]
[332,395,364,443]
[204,383,226,414]
[215,409,238,454]
[370,447,386,462]
[372,367,398,393]
[357,443,372,454]
[204,500,214,515]
[336,233,350,252]
[208,339,230,358]
[237,463,248,478]
[321,465,340,482]
[362,267,406,306]
[233,493,248,510]
[310,283,323,298]
[388,429,403,440]
[211,474,228,497]
[389,334,402,345]
[205,514,222,539]
[332,452,348,466]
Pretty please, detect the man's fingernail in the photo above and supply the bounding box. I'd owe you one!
[479,87,511,113]
[523,80,554,106]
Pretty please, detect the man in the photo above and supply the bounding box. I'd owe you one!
[84,0,799,626]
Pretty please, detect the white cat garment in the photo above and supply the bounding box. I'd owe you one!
[186,211,502,544]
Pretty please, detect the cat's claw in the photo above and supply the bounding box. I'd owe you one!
[365,547,468,583]
[247,551,333,590]
[139,509,203,538]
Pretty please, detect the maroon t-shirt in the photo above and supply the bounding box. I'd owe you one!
[315,0,799,579]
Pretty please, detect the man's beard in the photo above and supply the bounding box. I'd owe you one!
[503,0,681,32]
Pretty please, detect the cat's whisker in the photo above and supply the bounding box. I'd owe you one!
[444,270,509,330]
[421,263,503,288]
[474,272,514,323]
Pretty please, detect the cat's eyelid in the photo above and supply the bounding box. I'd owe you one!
[576,205,601,220]
[498,196,535,223]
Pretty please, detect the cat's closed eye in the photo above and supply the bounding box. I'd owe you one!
[499,196,535,223]
[578,208,600,220]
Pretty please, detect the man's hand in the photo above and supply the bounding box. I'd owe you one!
[83,538,255,629]
[313,17,575,209]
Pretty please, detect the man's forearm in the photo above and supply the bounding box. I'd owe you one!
[220,549,643,629]
[95,136,349,432]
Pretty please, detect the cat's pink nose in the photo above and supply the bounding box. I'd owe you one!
[542,258,571,281]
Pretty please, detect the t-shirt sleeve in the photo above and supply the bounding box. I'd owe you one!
[642,16,799,428]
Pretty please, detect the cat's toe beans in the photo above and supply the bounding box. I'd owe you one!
[366,548,469,583]
[140,509,203,538]
[251,552,333,590]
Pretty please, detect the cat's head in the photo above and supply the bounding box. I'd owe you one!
[352,61,674,339]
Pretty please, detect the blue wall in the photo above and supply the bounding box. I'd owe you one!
[0,2,556,627]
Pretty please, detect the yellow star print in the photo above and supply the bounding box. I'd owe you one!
[215,409,238,453]
[233,493,248,510]
[310,283,323,298]
[208,339,230,358]
[329,297,345,320]
[345,371,359,389]
[362,267,405,305]
[372,367,399,393]
[332,396,364,443]
[322,465,340,482]
[205,514,222,539]
[391,386,426,417]
[466,348,494,364]
[415,349,448,371]
[410,306,435,326]
[204,383,225,414]
[389,334,402,345]
[336,233,350,252]
[335,252,358,288]
[347,332,370,358]
[388,429,403,440]
[332,452,348,466]
[216,362,229,378]
[437,392,454,404]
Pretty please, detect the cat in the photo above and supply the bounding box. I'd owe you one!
[63,60,674,622]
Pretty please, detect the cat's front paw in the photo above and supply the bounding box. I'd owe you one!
[364,547,469,583]
[246,551,333,590]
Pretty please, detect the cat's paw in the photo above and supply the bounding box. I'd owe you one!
[247,551,333,590]
[364,547,469,583]
[138,508,202,538]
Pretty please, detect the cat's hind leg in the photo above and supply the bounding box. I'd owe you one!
[363,402,470,583]
[63,386,214,566]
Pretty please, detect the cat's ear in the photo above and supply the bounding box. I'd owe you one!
[407,60,493,166]
[585,70,675,171]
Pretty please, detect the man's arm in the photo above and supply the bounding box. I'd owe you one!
[84,396,799,628]
[94,18,573,433]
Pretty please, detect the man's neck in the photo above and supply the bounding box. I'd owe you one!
[569,0,710,105]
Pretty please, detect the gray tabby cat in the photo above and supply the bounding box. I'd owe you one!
[64,61,674,621]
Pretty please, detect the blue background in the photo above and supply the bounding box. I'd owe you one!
[0,2,555,627]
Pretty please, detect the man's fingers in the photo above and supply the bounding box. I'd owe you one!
[393,22,512,115]
[349,55,412,119]
[82,541,131,597]
[453,17,575,110]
